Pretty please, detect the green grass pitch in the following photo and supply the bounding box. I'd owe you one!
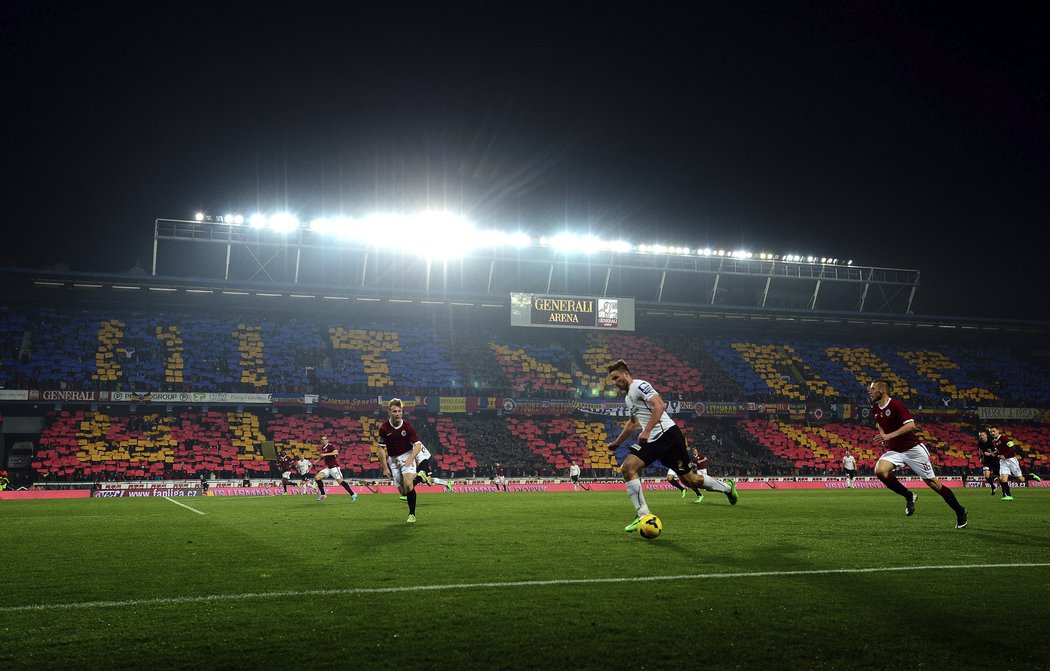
[1,488,1048,670]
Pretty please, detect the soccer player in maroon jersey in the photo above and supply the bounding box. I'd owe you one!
[493,462,507,491]
[313,435,358,502]
[868,379,967,528]
[276,453,297,494]
[376,398,424,523]
[988,425,1035,501]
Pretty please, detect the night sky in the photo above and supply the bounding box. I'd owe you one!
[3,1,1048,319]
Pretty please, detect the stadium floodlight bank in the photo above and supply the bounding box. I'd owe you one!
[153,216,919,314]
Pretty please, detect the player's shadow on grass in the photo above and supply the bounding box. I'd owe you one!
[961,528,1050,548]
[339,520,422,550]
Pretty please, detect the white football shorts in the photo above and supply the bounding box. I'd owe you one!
[388,454,417,488]
[318,467,343,481]
[999,457,1022,478]
[877,445,936,480]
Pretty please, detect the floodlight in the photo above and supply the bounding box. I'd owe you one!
[249,213,267,228]
[232,214,244,225]
[549,233,579,252]
[579,234,602,253]
[269,213,300,233]
[477,230,531,248]
[194,212,204,221]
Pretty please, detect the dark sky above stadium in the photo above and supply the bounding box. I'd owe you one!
[3,1,1048,320]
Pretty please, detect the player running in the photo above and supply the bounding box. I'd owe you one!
[277,452,297,494]
[868,378,967,528]
[988,426,1041,501]
[606,359,737,533]
[314,435,358,502]
[412,444,454,492]
[297,455,314,493]
[842,451,857,488]
[377,398,424,523]
[976,429,999,495]
[666,448,709,503]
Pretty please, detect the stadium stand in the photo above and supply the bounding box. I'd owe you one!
[5,301,1050,484]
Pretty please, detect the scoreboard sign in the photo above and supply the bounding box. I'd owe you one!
[511,293,635,331]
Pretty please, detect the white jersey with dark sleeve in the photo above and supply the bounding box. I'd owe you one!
[626,379,676,441]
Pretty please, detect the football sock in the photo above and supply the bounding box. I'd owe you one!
[316,480,326,495]
[339,481,355,495]
[668,479,686,491]
[282,481,288,492]
[936,485,965,513]
[880,474,911,499]
[413,475,424,486]
[1001,481,1011,497]
[407,489,417,514]
[701,475,729,493]
[626,478,650,516]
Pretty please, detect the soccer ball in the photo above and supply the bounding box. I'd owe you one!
[638,514,662,539]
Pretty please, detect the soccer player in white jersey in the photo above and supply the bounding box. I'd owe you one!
[605,359,737,532]
[842,452,857,488]
[411,444,455,493]
[297,456,314,493]
[568,462,589,491]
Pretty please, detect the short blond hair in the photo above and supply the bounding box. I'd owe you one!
[388,398,403,408]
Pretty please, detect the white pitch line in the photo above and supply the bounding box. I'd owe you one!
[1,562,1047,614]
[161,496,206,515]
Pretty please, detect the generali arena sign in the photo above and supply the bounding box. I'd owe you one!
[511,292,635,331]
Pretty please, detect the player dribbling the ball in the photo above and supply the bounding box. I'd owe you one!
[606,359,738,534]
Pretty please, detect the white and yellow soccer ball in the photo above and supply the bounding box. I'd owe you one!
[639,514,662,539]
